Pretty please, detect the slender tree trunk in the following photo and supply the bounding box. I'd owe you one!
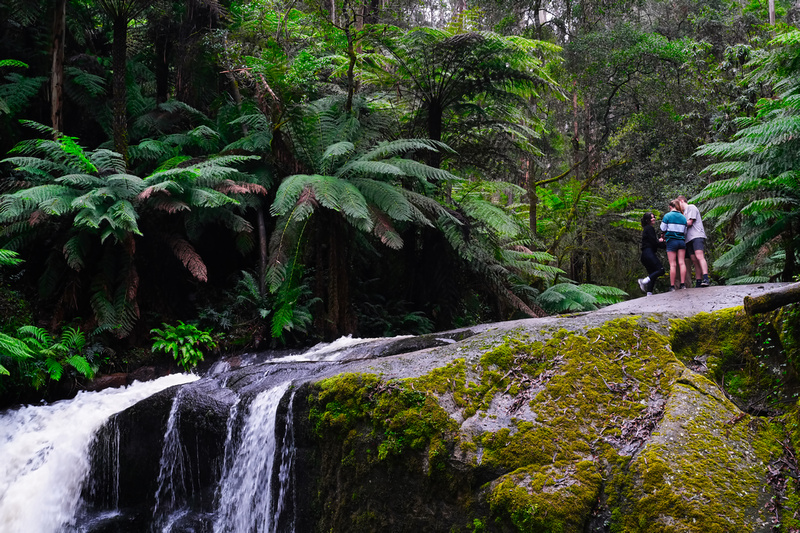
[527,159,538,237]
[111,16,129,165]
[345,26,357,114]
[769,0,776,24]
[50,0,66,134]
[783,218,795,282]
[155,31,171,104]
[427,102,443,168]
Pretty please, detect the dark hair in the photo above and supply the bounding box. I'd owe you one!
[669,199,682,212]
[641,212,654,227]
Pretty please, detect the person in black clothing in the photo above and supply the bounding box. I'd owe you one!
[637,212,666,296]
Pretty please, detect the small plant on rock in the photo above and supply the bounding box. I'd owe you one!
[151,321,217,371]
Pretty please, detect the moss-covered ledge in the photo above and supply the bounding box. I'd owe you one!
[294,311,799,532]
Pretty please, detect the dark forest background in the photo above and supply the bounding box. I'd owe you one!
[1,0,799,401]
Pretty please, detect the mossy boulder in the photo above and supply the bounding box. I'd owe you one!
[298,311,799,532]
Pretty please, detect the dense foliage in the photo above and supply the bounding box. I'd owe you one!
[0,0,798,400]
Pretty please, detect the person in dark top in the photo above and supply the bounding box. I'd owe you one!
[637,212,666,296]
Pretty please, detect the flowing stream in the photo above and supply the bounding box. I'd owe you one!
[0,373,198,533]
[213,382,291,532]
[0,335,402,533]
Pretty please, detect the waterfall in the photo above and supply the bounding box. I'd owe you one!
[274,389,296,532]
[213,381,293,533]
[0,373,198,533]
[153,387,192,531]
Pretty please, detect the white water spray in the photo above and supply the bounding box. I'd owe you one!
[213,382,291,532]
[0,373,198,533]
[153,387,192,531]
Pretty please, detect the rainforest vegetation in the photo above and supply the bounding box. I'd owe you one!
[0,0,799,403]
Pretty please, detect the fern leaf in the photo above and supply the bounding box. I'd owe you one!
[64,355,94,379]
[168,236,208,282]
[370,207,404,249]
[45,358,64,380]
[271,174,316,215]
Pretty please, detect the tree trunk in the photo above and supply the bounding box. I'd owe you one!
[155,31,171,104]
[50,0,66,134]
[111,16,129,165]
[344,26,357,114]
[527,159,538,237]
[427,102,443,168]
[744,283,800,315]
[325,216,356,339]
[782,218,795,282]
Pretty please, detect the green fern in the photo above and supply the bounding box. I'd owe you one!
[151,321,217,371]
[0,62,46,116]
[14,325,97,387]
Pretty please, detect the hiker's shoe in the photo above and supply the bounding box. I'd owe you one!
[680,283,686,290]
[646,292,653,297]
[669,286,676,292]
[701,275,710,287]
[637,278,648,293]
[695,279,702,288]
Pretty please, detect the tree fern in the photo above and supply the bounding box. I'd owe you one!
[0,63,46,116]
[693,30,800,280]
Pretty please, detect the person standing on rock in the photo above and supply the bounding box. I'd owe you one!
[637,212,666,296]
[678,195,711,288]
[660,199,688,291]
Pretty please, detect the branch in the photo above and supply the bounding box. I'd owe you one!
[546,159,627,255]
[535,156,588,188]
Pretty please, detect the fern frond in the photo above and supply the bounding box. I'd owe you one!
[64,355,94,379]
[351,178,413,221]
[168,236,208,282]
[460,197,520,237]
[271,174,316,215]
[370,207,404,249]
[0,248,23,266]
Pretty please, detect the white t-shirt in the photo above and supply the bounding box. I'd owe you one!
[684,203,706,242]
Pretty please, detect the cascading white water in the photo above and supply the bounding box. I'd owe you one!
[273,389,296,532]
[213,382,291,533]
[0,373,198,533]
[153,387,191,531]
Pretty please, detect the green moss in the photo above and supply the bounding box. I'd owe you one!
[310,372,458,467]
[487,460,602,532]
[308,310,800,532]
[671,307,800,410]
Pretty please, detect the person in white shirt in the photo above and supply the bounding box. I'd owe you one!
[678,195,710,288]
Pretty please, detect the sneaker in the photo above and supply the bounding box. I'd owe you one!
[646,292,653,297]
[680,283,686,290]
[695,279,702,288]
[701,275,710,287]
[637,278,648,293]
[669,286,676,292]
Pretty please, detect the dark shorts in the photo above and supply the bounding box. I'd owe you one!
[665,239,686,253]
[686,238,705,254]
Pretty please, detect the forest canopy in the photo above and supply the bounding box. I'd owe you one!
[0,0,799,398]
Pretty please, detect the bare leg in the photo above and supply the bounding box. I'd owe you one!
[667,251,678,287]
[694,249,709,277]
[683,254,694,285]
[677,249,687,285]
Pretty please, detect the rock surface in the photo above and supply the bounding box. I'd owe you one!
[82,283,799,532]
